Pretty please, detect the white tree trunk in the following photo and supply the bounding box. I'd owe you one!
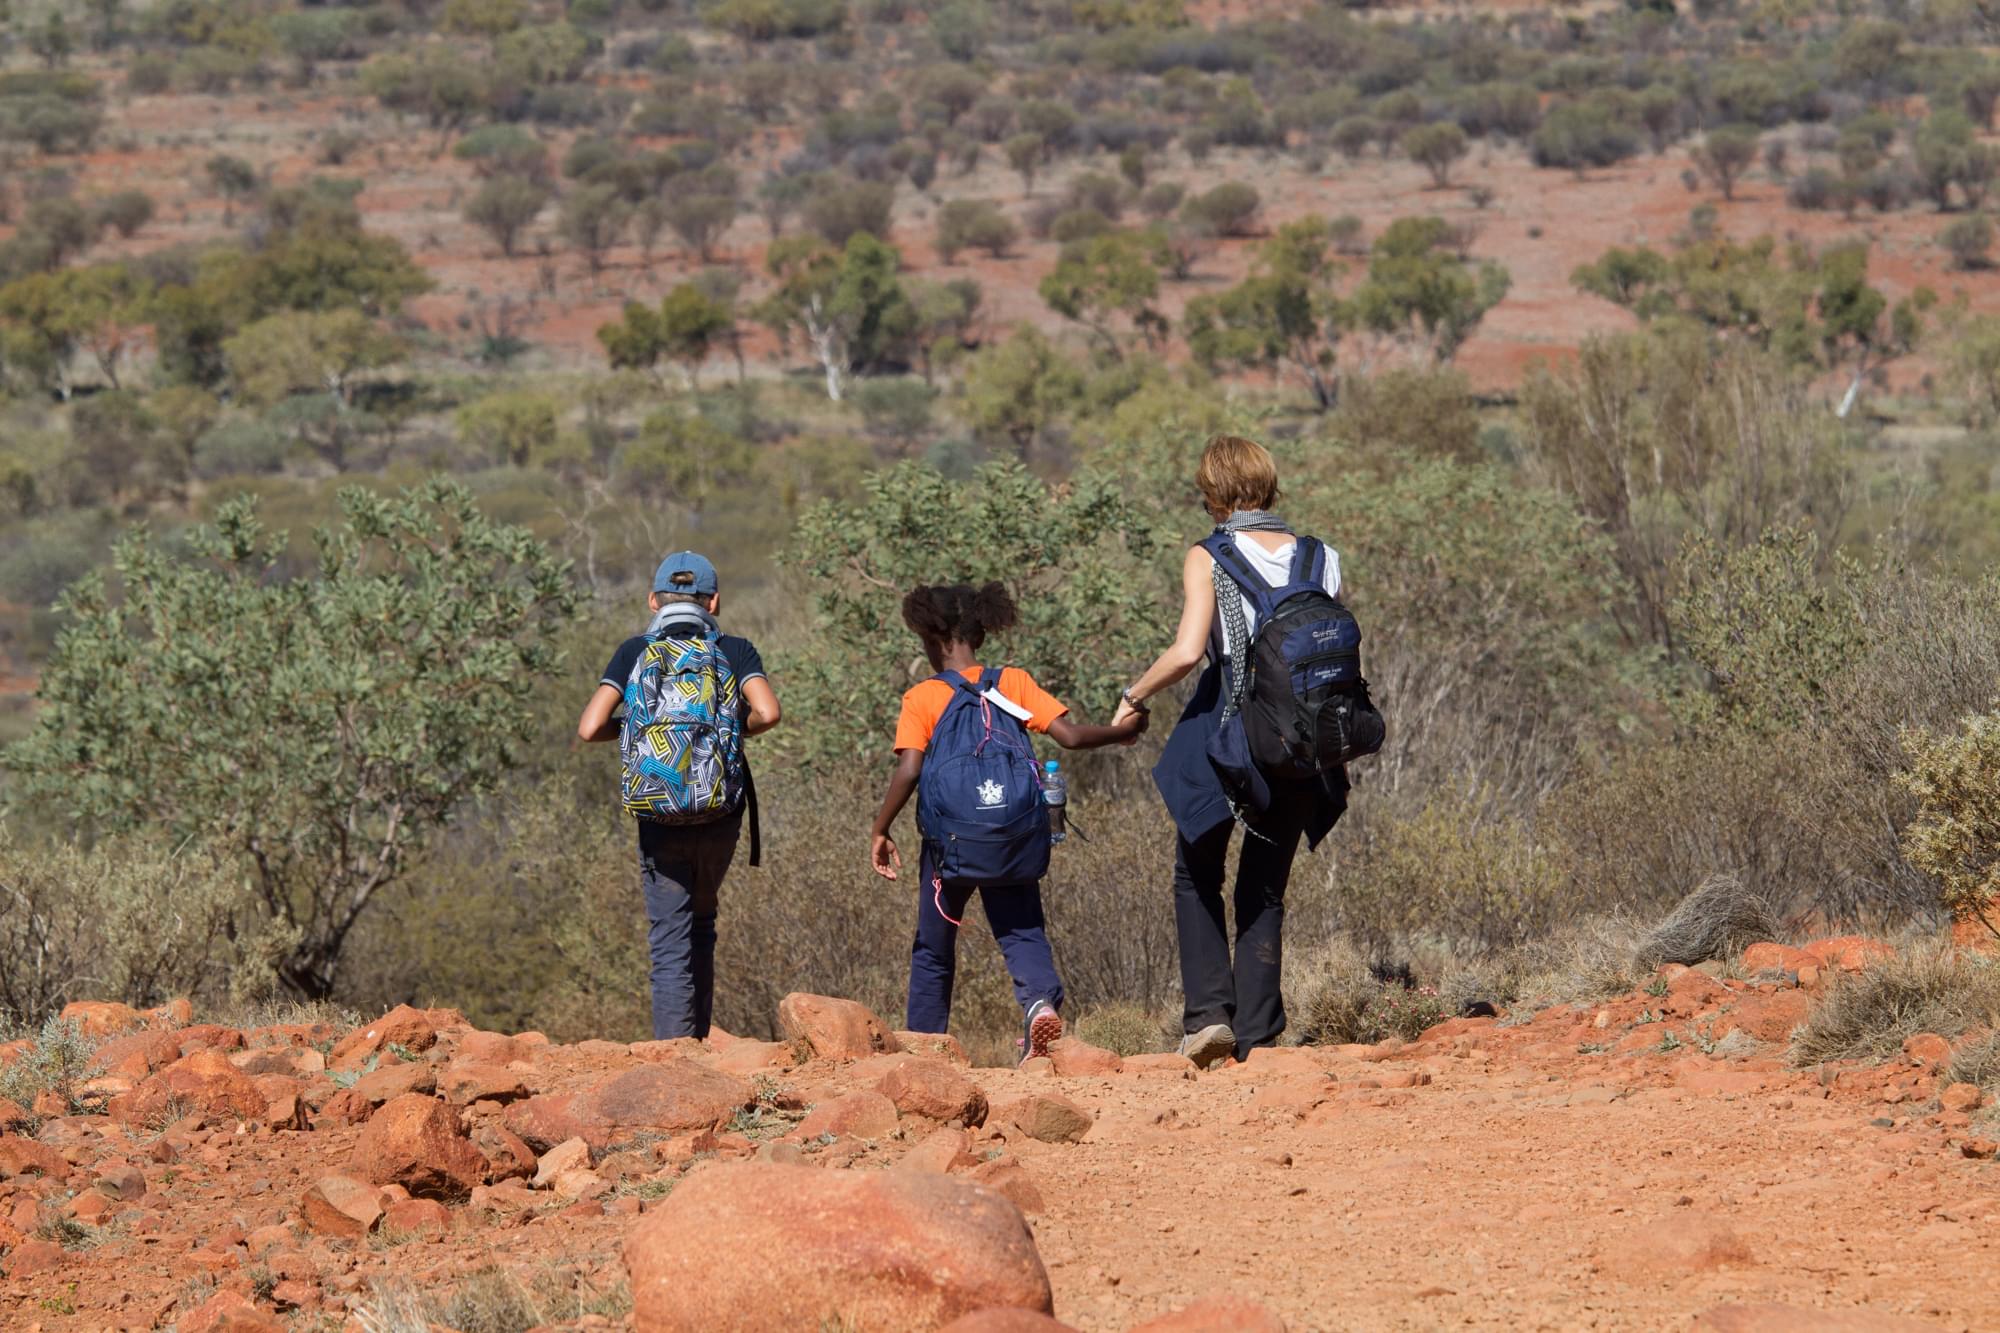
[804,294,847,403]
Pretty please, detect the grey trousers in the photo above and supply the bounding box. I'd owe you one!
[637,812,743,1040]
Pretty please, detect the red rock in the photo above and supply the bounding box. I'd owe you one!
[452,1030,524,1065]
[778,993,902,1061]
[532,1136,593,1188]
[349,1060,436,1105]
[254,1077,310,1132]
[2,1237,64,1277]
[1693,1303,1949,1331]
[1940,1082,1984,1112]
[177,1288,283,1333]
[993,1093,1093,1144]
[1714,991,1810,1044]
[714,1040,796,1075]
[439,1063,528,1106]
[1962,1138,1998,1160]
[58,999,146,1038]
[876,1055,989,1125]
[301,1174,388,1238]
[350,1094,487,1200]
[1740,942,1817,976]
[471,1122,536,1181]
[798,1089,900,1140]
[623,1162,1052,1332]
[964,1155,1044,1214]
[1902,1033,1952,1066]
[93,1161,146,1200]
[1802,936,1894,972]
[0,1097,26,1131]
[111,1050,268,1126]
[229,1046,325,1078]
[1048,1038,1124,1076]
[1601,1213,1753,1276]
[502,1063,752,1152]
[174,1025,245,1053]
[92,1029,182,1080]
[940,1310,1079,1332]
[148,997,196,1027]
[1130,1297,1288,1331]
[895,1031,971,1065]
[330,1004,438,1065]
[269,1278,318,1312]
[897,1126,975,1174]
[315,1089,374,1128]
[381,1197,452,1236]
[63,1188,114,1221]
[0,1133,70,1181]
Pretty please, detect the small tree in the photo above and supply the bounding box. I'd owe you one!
[756,233,914,401]
[559,183,632,275]
[464,175,549,257]
[1349,216,1511,363]
[596,284,734,386]
[1943,213,1996,270]
[1899,705,2000,940]
[1691,125,1760,201]
[1180,182,1262,238]
[90,189,155,240]
[1004,132,1043,193]
[4,482,578,997]
[1184,215,1348,410]
[802,177,895,247]
[935,199,1018,261]
[1401,122,1469,189]
[457,390,560,466]
[1038,229,1166,356]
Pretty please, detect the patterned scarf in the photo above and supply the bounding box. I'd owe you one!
[1211,510,1292,718]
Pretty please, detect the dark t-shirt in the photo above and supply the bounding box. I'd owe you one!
[600,631,767,717]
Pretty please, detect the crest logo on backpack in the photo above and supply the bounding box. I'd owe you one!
[977,779,1005,807]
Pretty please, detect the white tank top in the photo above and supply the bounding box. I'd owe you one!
[1214,538,1344,657]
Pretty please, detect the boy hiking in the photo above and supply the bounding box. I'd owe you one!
[578,552,781,1041]
[868,583,1145,1063]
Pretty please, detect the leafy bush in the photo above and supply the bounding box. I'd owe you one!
[0,1017,98,1116]
[1179,182,1260,237]
[934,199,1018,261]
[1899,704,2000,938]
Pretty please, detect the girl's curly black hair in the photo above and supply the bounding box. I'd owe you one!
[901,582,1018,654]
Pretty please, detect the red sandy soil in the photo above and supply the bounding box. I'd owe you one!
[1,940,1994,1332]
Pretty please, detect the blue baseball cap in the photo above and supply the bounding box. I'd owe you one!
[652,551,719,597]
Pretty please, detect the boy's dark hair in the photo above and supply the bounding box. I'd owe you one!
[655,569,710,607]
[902,582,1018,653]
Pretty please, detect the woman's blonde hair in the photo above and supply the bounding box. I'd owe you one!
[1195,434,1280,519]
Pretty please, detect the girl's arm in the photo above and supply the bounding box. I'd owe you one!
[1111,545,1215,727]
[1046,710,1148,750]
[869,749,925,880]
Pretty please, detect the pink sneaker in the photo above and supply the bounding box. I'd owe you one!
[1023,1000,1063,1063]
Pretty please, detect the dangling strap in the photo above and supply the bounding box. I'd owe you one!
[932,874,965,927]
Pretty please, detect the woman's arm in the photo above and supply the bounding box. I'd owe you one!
[576,684,622,743]
[1111,544,1216,727]
[868,749,925,880]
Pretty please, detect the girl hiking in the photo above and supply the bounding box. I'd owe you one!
[869,583,1146,1064]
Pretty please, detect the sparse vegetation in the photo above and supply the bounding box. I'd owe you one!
[1790,945,2000,1066]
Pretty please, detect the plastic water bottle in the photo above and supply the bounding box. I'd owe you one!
[1042,760,1068,845]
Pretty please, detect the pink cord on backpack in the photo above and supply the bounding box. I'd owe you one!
[932,874,965,927]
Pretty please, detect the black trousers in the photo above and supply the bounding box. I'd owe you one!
[1172,782,1320,1060]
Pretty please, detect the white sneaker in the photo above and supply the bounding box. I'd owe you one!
[1178,1023,1235,1069]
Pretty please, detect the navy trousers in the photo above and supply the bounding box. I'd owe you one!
[906,845,1065,1033]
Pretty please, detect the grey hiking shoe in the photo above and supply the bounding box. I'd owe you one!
[1179,1023,1235,1069]
[1023,999,1063,1064]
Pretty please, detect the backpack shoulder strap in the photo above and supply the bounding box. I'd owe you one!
[1270,536,1330,602]
[1201,534,1282,620]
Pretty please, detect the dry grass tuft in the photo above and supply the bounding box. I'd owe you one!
[1790,944,2000,1066]
[1943,1032,2000,1095]
[1634,872,1780,968]
[1071,1002,1170,1056]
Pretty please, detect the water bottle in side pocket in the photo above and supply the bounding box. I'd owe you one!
[1042,760,1067,845]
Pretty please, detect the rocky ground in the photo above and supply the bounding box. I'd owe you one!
[1,936,1995,1333]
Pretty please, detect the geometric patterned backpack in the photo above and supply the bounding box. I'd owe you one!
[618,626,748,825]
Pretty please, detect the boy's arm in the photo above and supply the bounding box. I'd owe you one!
[576,684,622,743]
[868,749,925,880]
[741,676,781,736]
[1046,709,1147,751]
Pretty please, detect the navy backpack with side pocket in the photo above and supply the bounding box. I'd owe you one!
[916,668,1053,887]
[1202,533,1385,819]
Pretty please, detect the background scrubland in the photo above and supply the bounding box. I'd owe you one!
[1,0,1998,1060]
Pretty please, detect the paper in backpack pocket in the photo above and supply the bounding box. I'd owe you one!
[981,688,1033,722]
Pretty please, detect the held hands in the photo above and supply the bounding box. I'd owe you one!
[1110,699,1150,745]
[870,833,902,881]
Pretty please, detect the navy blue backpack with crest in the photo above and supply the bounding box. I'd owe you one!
[1202,534,1384,819]
[916,668,1052,887]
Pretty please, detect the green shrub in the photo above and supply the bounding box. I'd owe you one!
[1071,1003,1167,1056]
[934,199,1018,261]
[1899,704,2000,938]
[1179,182,1260,237]
[0,1016,98,1116]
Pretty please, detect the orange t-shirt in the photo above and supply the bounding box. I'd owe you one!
[894,666,1067,752]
